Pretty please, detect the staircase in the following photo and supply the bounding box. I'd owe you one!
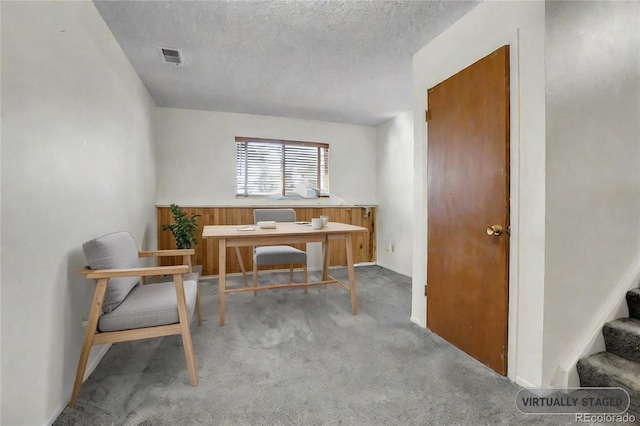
[577,288,640,412]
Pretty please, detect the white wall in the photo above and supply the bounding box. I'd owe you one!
[376,111,413,277]
[412,1,546,386]
[156,108,377,207]
[0,3,3,422]
[543,0,640,386]
[1,2,157,425]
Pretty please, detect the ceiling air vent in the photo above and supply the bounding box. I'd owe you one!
[160,47,182,66]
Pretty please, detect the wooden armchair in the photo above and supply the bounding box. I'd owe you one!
[69,231,201,408]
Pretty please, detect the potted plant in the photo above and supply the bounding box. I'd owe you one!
[162,204,200,249]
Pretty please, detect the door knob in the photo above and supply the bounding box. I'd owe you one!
[486,224,503,236]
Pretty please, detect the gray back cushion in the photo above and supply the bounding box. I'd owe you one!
[82,231,140,313]
[254,208,296,224]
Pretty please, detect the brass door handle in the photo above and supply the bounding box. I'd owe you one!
[486,224,503,236]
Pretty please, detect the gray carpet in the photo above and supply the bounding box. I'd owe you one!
[55,266,574,425]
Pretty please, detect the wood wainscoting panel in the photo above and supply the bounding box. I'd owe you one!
[157,206,376,276]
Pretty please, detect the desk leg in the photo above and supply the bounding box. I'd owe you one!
[345,233,357,315]
[207,237,214,275]
[219,239,227,326]
[235,247,247,286]
[322,237,329,291]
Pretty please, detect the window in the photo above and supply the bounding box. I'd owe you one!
[235,137,329,197]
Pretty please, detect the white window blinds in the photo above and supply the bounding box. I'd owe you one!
[235,137,329,197]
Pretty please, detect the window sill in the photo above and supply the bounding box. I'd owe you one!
[235,195,331,199]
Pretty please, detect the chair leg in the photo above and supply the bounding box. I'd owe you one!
[303,263,308,294]
[289,265,294,284]
[180,322,198,386]
[69,278,108,408]
[253,261,258,297]
[174,274,198,386]
[195,282,202,326]
[69,331,94,408]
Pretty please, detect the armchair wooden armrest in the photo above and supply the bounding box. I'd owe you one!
[138,249,195,258]
[84,265,189,280]
[138,249,195,277]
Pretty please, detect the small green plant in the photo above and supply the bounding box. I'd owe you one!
[162,204,200,249]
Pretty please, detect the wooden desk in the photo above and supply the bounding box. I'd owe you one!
[202,222,368,325]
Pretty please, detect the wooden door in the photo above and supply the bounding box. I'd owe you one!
[426,46,510,375]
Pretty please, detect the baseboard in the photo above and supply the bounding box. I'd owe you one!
[43,344,111,426]
[515,376,538,388]
[555,257,640,389]
[410,315,425,328]
[375,261,411,278]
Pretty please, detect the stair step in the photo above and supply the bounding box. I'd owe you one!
[626,288,640,320]
[577,351,640,395]
[604,318,640,364]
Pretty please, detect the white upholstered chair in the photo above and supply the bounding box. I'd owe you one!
[69,231,200,408]
[252,209,308,295]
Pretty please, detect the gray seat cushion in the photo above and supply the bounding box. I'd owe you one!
[83,231,140,313]
[254,245,307,266]
[98,280,198,332]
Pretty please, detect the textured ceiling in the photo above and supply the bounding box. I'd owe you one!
[93,0,479,126]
